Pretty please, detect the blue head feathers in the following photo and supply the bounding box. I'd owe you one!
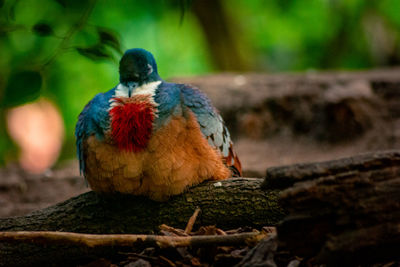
[119,48,161,86]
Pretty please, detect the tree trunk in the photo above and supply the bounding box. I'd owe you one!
[191,0,252,71]
[276,150,400,265]
[0,178,283,267]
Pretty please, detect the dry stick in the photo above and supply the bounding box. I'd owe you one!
[159,255,177,267]
[0,231,265,249]
[184,207,201,234]
[159,224,188,236]
[215,229,227,236]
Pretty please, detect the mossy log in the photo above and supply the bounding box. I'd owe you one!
[0,178,283,266]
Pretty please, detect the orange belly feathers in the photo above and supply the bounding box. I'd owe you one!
[84,111,230,201]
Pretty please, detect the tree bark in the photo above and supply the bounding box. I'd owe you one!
[262,150,400,189]
[0,178,283,267]
[276,150,400,266]
[0,178,281,234]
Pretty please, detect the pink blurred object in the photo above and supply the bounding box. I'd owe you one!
[6,98,64,174]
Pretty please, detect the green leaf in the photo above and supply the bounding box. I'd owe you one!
[3,70,42,108]
[97,28,122,54]
[32,22,54,37]
[76,45,113,61]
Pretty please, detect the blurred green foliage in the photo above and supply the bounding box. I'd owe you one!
[0,0,400,165]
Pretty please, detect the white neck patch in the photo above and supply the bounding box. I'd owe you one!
[114,81,161,98]
[111,81,161,108]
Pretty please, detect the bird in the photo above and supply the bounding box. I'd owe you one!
[75,48,242,201]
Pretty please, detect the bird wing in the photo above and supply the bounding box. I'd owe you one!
[75,91,113,176]
[180,84,242,176]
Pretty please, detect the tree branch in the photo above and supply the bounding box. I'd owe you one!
[0,230,266,249]
[0,178,282,234]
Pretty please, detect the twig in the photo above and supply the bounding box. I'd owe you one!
[159,224,188,236]
[185,207,201,234]
[0,231,265,249]
[215,229,227,236]
[159,255,177,267]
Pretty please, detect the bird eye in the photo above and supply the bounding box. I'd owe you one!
[147,64,153,75]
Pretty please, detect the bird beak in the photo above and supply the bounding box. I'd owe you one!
[127,82,138,97]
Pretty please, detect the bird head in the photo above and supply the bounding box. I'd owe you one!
[119,48,161,93]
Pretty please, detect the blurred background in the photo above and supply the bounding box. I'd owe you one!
[1,0,400,215]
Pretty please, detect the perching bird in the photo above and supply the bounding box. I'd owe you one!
[75,48,242,201]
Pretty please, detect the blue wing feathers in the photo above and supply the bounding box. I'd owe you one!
[154,82,232,157]
[75,90,113,175]
[75,103,90,175]
[154,82,181,128]
[180,84,232,158]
